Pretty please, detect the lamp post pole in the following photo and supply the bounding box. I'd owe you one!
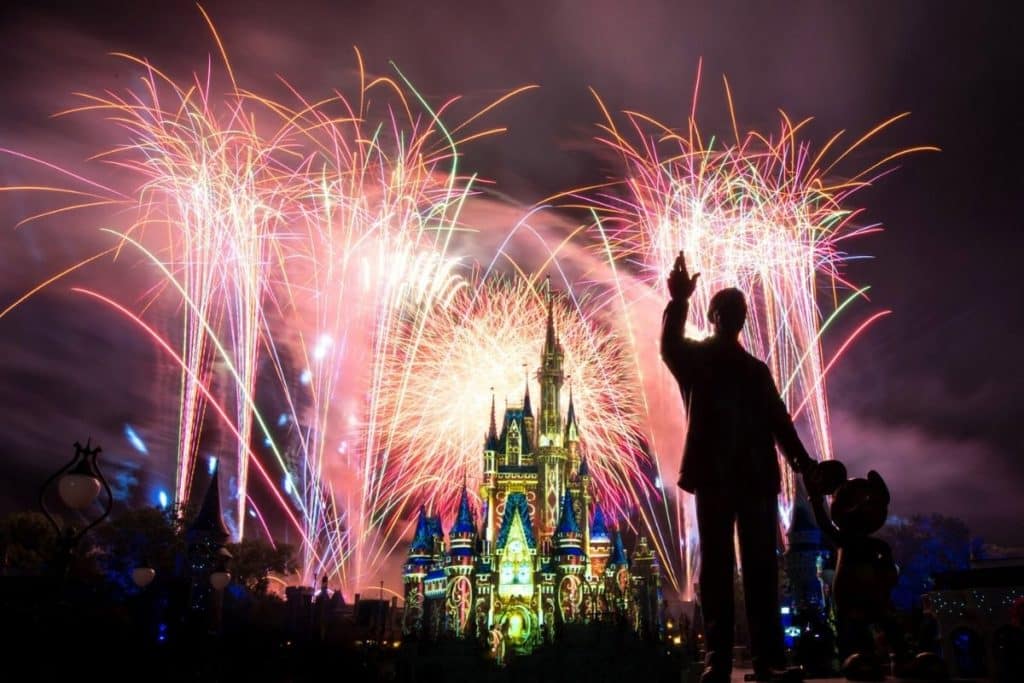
[38,439,113,578]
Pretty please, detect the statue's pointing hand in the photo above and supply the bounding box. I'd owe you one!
[667,251,699,301]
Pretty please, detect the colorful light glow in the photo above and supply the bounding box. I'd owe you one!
[0,16,926,602]
[124,424,148,454]
[368,276,649,545]
[571,70,934,592]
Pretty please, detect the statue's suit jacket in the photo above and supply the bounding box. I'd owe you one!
[661,297,810,494]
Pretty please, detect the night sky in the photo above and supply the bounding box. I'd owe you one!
[1,1,1022,546]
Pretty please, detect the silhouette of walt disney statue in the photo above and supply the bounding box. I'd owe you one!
[661,252,815,683]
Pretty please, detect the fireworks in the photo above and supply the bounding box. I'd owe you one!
[0,14,523,593]
[0,20,928,600]
[54,49,298,540]
[576,74,934,590]
[365,276,650,563]
[263,75,480,586]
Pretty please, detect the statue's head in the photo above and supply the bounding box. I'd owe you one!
[707,288,747,338]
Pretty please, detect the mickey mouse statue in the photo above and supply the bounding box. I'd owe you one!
[805,460,899,681]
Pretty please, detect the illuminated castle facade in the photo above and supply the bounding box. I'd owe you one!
[402,295,662,654]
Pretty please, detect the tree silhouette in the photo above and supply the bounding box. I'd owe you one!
[878,514,974,611]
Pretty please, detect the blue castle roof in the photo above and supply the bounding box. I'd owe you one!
[496,492,536,550]
[188,460,230,543]
[426,515,442,541]
[610,531,629,567]
[590,503,610,541]
[410,506,432,554]
[555,490,580,536]
[450,486,476,536]
[498,409,533,455]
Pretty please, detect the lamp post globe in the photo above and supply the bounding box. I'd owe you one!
[39,440,113,578]
[132,566,156,588]
[209,545,232,590]
[209,570,231,591]
[58,472,102,510]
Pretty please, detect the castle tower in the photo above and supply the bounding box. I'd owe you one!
[186,460,231,624]
[578,452,592,565]
[187,459,230,546]
[538,289,565,445]
[554,489,586,624]
[608,530,633,616]
[447,486,478,568]
[537,288,566,536]
[422,512,446,639]
[784,481,827,612]
[631,536,662,639]
[609,530,630,572]
[402,506,433,636]
[554,490,585,571]
[445,486,477,637]
[483,392,499,543]
[589,503,612,577]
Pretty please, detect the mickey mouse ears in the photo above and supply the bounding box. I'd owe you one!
[867,470,890,505]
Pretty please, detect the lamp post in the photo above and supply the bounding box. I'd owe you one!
[209,547,232,591]
[132,566,156,589]
[39,439,113,577]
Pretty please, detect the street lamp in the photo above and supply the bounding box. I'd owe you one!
[39,439,113,575]
[209,570,231,591]
[209,547,232,591]
[132,566,156,589]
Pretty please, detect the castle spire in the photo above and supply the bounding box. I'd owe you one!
[450,484,476,536]
[538,279,565,443]
[555,490,580,536]
[565,383,579,443]
[522,366,533,418]
[188,458,229,543]
[485,388,499,450]
[410,505,432,553]
[544,276,557,353]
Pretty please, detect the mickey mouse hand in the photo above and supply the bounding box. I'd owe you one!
[804,459,848,498]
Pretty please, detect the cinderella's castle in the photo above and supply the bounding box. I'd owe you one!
[402,293,662,654]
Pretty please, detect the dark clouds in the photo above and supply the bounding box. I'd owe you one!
[1,1,1021,543]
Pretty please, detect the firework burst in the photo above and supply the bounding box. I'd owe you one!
[364,275,651,563]
[0,10,530,595]
[0,18,931,601]
[574,73,935,592]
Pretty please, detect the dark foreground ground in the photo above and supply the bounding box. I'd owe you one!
[1,576,991,682]
[5,624,691,683]
[2,574,689,682]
